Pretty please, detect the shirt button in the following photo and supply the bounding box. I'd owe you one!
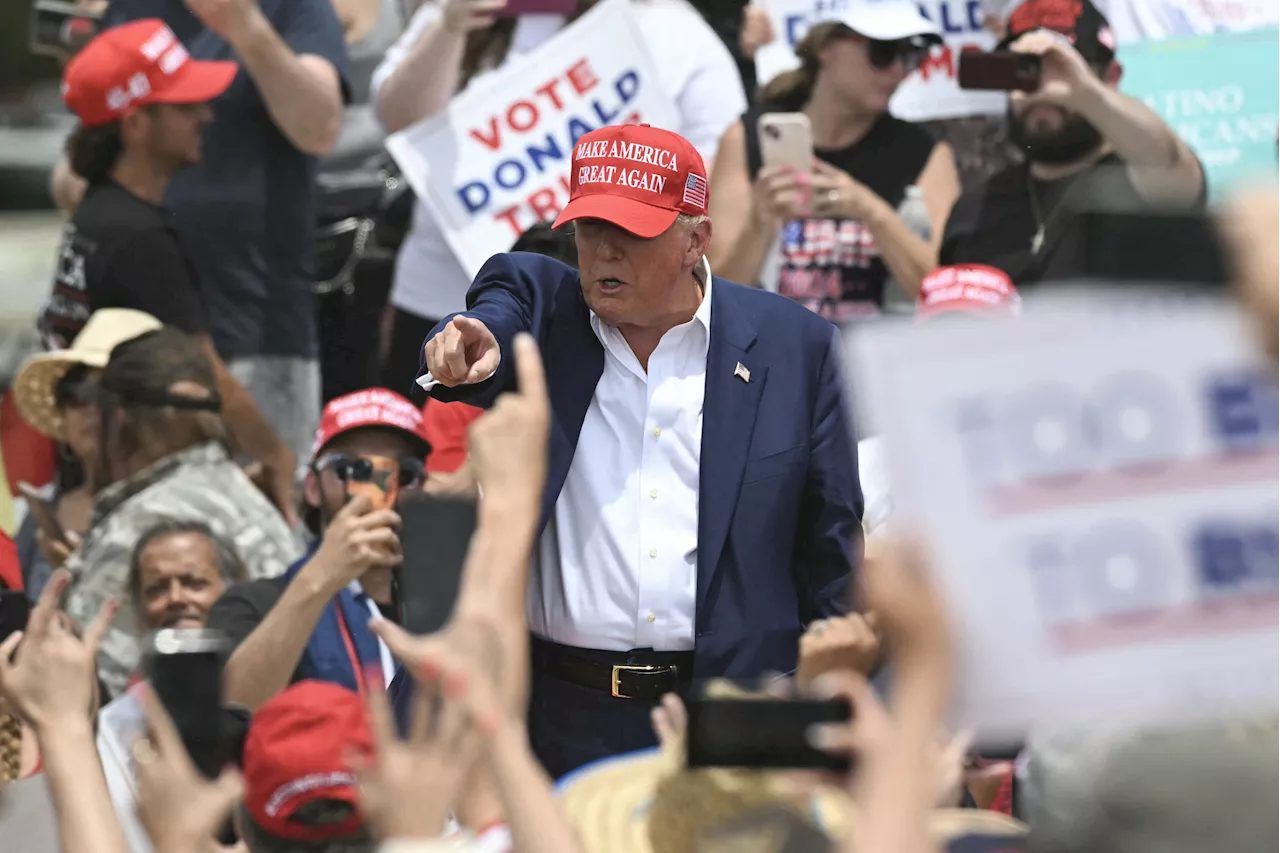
[649,548,658,558]
[653,426,662,438]
[647,613,656,623]
[649,488,658,499]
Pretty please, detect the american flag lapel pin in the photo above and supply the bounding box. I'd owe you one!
[734,362,751,383]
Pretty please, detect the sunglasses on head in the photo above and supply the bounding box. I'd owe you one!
[866,37,931,72]
[316,453,427,490]
[54,365,97,409]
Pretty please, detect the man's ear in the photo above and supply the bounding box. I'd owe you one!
[688,220,712,269]
[118,108,149,145]
[302,470,322,510]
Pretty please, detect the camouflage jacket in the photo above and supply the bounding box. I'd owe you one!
[63,441,302,698]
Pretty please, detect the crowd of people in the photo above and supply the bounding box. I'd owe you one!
[0,0,1276,850]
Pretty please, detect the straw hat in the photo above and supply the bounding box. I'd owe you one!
[12,309,162,441]
[557,742,1028,853]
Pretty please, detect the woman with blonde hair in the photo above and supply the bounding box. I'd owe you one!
[708,0,961,320]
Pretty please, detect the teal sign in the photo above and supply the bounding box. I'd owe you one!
[1119,28,1278,201]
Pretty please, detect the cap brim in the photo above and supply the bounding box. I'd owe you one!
[553,194,680,239]
[12,349,109,441]
[836,4,942,41]
[153,59,238,106]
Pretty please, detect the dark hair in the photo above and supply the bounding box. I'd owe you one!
[94,327,226,490]
[758,22,854,112]
[511,221,579,269]
[127,519,248,615]
[65,121,123,186]
[458,0,596,89]
[237,806,375,853]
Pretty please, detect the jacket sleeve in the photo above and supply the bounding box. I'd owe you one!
[793,326,864,622]
[417,252,578,409]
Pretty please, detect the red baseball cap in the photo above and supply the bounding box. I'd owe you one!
[553,124,709,239]
[61,19,237,128]
[917,264,1022,320]
[310,387,433,462]
[242,681,374,841]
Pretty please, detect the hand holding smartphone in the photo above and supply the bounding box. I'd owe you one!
[144,629,229,778]
[758,113,815,173]
[957,51,1043,92]
[685,692,853,772]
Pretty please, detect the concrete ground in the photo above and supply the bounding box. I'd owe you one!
[0,210,62,384]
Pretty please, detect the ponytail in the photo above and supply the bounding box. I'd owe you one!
[757,22,852,111]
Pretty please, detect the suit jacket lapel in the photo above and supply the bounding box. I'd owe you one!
[541,282,604,530]
[697,280,764,627]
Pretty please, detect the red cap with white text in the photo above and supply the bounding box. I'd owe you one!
[242,681,374,841]
[553,124,709,239]
[62,19,237,128]
[917,265,1022,320]
[310,387,432,462]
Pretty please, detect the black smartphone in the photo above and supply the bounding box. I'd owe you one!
[0,592,31,644]
[394,493,479,637]
[145,628,228,778]
[685,694,853,772]
[957,51,1042,92]
[29,0,101,58]
[1071,207,1230,287]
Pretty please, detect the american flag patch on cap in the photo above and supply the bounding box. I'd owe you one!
[682,173,707,209]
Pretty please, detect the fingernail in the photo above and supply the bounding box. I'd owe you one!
[805,722,842,750]
[419,660,439,681]
[364,664,383,685]
[445,672,468,696]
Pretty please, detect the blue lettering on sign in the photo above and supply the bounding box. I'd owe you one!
[917,0,984,33]
[1194,518,1279,592]
[785,13,808,47]
[452,67,643,215]
[1205,371,1280,452]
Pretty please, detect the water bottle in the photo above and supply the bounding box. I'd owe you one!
[882,184,931,314]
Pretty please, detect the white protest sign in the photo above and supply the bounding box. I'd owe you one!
[848,291,1279,740]
[385,0,679,278]
[752,0,1005,121]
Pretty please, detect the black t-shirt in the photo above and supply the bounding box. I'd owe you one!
[744,108,938,320]
[103,0,352,360]
[938,153,1208,287]
[39,181,209,350]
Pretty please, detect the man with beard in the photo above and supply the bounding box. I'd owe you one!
[938,0,1205,286]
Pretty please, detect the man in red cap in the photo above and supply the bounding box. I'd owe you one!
[416,124,864,777]
[207,388,431,711]
[41,19,298,522]
[237,680,376,851]
[916,264,1023,321]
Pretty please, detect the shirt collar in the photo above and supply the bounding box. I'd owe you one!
[588,256,714,351]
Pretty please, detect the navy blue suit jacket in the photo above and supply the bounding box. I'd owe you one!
[423,252,863,679]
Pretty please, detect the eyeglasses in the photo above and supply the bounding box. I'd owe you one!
[315,453,426,490]
[867,37,932,72]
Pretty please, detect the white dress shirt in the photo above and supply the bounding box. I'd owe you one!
[528,260,712,652]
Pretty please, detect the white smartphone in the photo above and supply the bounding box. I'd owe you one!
[758,112,814,172]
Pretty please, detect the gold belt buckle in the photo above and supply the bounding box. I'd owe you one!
[611,664,664,698]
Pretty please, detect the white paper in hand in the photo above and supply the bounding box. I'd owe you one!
[848,290,1279,741]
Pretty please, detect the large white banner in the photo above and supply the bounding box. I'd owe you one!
[753,0,1006,121]
[385,0,680,277]
[848,291,1279,740]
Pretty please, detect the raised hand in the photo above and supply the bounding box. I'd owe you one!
[424,316,501,388]
[442,0,509,35]
[467,333,550,504]
[1008,30,1103,112]
[184,0,263,44]
[796,611,880,689]
[305,493,402,595]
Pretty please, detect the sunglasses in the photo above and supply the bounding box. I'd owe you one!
[54,365,98,409]
[866,37,931,72]
[316,453,427,491]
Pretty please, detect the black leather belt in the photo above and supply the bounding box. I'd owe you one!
[532,637,693,700]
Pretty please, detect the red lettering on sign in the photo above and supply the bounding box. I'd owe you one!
[567,59,599,95]
[494,205,524,238]
[469,116,503,151]
[507,100,539,132]
[917,44,954,81]
[491,175,575,241]
[528,187,560,223]
[534,77,566,111]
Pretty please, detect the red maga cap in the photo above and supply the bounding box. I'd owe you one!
[242,681,374,842]
[61,19,237,128]
[917,264,1022,320]
[310,387,432,462]
[553,124,708,239]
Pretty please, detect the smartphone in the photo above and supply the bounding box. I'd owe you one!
[497,0,578,15]
[0,592,31,643]
[394,493,478,636]
[685,694,853,772]
[1071,207,1230,287]
[343,455,402,512]
[18,482,68,546]
[758,113,814,172]
[957,51,1042,92]
[29,0,101,58]
[144,628,228,778]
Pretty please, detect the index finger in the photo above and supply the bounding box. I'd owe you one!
[27,569,70,642]
[511,333,548,408]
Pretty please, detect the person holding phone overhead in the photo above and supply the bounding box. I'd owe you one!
[207,388,432,711]
[370,0,746,396]
[707,0,961,319]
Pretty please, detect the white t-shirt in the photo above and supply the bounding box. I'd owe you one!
[371,0,747,321]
